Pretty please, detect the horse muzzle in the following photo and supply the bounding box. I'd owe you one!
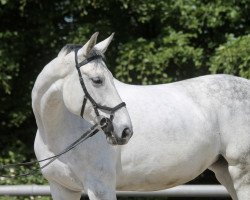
[98,116,133,145]
[106,128,133,145]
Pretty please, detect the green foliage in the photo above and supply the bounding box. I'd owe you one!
[210,34,250,78]
[0,142,46,185]
[0,141,49,200]
[116,31,203,84]
[0,0,249,199]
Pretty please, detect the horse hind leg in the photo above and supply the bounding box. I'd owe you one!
[208,156,238,200]
[227,150,250,200]
[224,127,250,200]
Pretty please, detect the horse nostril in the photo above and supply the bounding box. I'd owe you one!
[122,128,133,138]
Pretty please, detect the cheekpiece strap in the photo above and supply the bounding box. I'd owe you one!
[80,96,88,118]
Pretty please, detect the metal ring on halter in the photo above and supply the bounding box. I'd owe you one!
[95,115,114,135]
[95,115,109,129]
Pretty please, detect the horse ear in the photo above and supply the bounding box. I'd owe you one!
[78,32,99,56]
[95,33,114,54]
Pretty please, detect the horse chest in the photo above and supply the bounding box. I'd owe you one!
[34,131,83,191]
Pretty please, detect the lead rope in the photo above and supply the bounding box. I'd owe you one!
[0,123,99,178]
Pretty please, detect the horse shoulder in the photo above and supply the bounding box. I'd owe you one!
[34,129,83,191]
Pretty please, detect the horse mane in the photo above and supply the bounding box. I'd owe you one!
[58,44,83,57]
[58,44,105,60]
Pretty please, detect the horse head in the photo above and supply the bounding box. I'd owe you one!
[61,32,133,145]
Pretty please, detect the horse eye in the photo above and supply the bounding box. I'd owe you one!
[91,77,103,85]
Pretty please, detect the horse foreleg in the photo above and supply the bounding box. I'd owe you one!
[83,175,117,200]
[49,181,82,200]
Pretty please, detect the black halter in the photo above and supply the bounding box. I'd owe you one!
[74,49,126,134]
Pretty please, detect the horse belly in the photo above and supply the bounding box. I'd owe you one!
[116,95,220,190]
[116,132,219,191]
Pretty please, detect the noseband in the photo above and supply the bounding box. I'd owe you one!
[74,49,126,135]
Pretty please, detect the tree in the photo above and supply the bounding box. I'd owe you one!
[0,0,250,199]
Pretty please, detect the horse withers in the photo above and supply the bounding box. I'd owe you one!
[32,33,250,200]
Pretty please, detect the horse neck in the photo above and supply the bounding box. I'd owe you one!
[32,58,70,109]
[32,57,72,146]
